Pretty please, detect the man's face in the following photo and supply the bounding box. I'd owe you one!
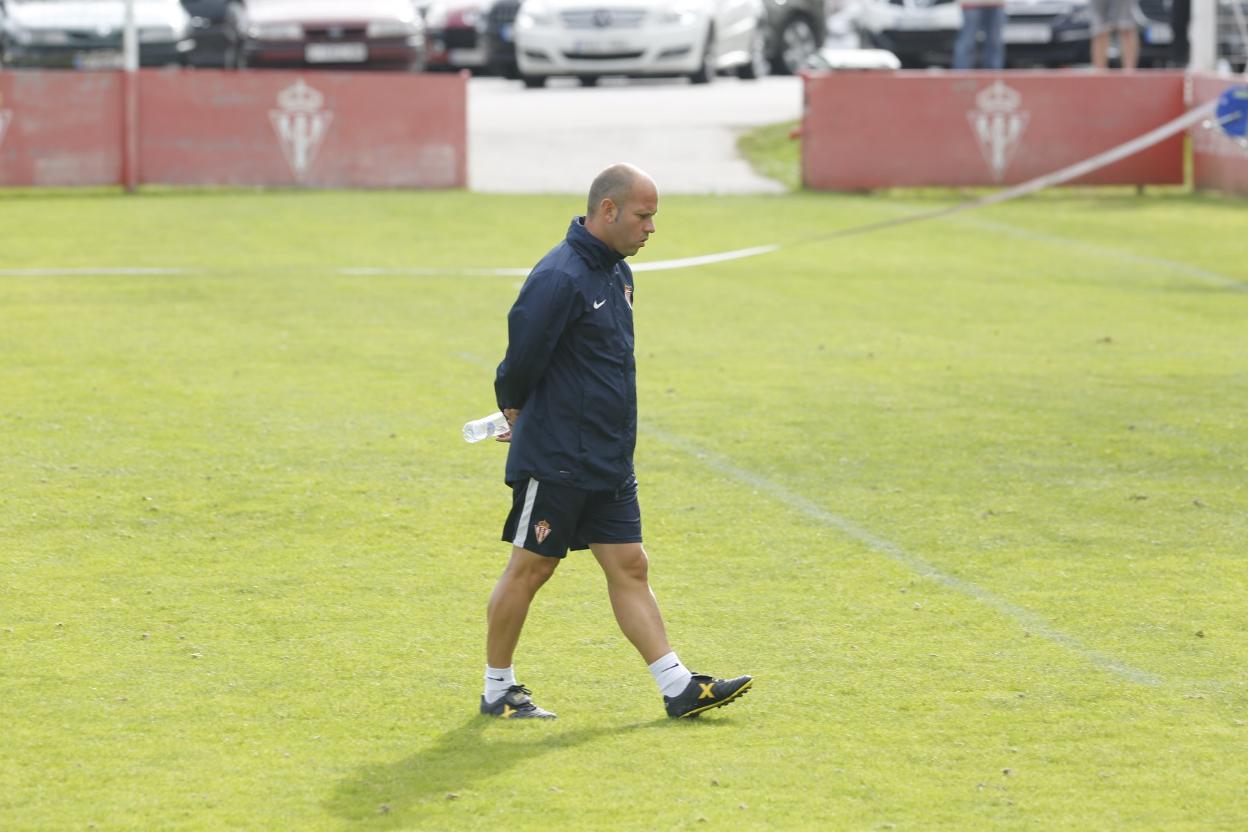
[606,180,658,257]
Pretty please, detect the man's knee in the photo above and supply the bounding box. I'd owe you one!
[505,547,560,590]
[597,543,650,584]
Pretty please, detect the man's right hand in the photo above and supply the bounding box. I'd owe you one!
[497,408,521,443]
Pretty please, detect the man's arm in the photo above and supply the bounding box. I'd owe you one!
[494,268,580,415]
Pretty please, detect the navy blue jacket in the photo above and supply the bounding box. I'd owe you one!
[495,217,637,491]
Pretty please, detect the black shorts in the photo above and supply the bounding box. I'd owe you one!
[501,477,642,559]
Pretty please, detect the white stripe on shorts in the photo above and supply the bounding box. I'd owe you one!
[512,478,540,549]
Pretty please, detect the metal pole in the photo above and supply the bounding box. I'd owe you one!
[123,0,138,71]
[122,0,139,192]
[1189,0,1216,72]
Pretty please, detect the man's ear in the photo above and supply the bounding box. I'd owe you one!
[601,198,617,222]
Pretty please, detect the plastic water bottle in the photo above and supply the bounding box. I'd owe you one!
[463,411,510,443]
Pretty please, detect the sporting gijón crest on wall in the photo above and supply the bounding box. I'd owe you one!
[967,80,1030,182]
[269,79,334,183]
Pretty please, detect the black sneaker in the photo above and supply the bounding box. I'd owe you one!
[664,674,753,718]
[480,684,556,719]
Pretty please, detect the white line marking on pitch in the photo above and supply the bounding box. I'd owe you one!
[643,423,1164,687]
[953,217,1248,291]
[338,245,781,278]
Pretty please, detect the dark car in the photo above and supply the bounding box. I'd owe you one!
[423,0,519,75]
[182,0,230,66]
[1004,0,1178,69]
[763,0,827,73]
[0,0,195,69]
[1001,0,1091,67]
[224,0,426,70]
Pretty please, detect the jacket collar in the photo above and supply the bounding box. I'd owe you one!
[567,216,625,272]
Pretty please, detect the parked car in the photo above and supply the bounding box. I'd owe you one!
[0,0,195,69]
[424,0,521,75]
[181,0,230,66]
[999,0,1091,67]
[761,0,827,73]
[856,0,959,68]
[515,0,769,86]
[223,0,426,71]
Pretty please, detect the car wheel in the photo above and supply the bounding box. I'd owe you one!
[737,26,769,80]
[578,75,599,87]
[773,15,817,75]
[689,29,716,84]
[521,74,546,88]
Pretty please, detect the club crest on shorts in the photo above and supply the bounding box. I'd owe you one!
[623,284,633,308]
[533,519,552,544]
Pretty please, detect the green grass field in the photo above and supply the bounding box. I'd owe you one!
[2,186,1246,830]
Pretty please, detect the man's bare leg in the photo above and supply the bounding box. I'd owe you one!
[589,542,671,664]
[591,541,754,717]
[1092,31,1110,68]
[1120,27,1139,69]
[487,546,559,669]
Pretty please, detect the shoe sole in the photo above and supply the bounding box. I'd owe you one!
[676,678,753,719]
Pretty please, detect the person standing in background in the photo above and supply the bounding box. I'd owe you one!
[953,0,1007,70]
[1090,0,1141,69]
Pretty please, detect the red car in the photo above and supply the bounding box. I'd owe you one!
[224,0,427,70]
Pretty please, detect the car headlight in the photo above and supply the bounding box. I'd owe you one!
[367,19,419,37]
[517,3,555,28]
[657,7,699,25]
[247,21,303,40]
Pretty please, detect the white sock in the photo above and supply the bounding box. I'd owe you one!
[484,665,516,703]
[648,651,693,699]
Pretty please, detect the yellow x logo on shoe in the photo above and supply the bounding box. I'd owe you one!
[698,683,716,700]
[502,704,516,718]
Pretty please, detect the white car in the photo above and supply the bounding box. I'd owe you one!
[514,0,769,86]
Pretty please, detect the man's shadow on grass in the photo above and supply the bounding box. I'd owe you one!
[325,712,732,826]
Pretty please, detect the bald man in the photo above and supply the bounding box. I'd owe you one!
[482,164,753,720]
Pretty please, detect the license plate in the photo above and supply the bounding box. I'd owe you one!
[1003,24,1051,44]
[1145,22,1173,44]
[572,39,630,54]
[305,42,368,63]
[75,50,125,70]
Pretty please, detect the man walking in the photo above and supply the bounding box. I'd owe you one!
[481,163,752,720]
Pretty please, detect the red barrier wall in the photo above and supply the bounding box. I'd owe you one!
[0,71,123,187]
[139,70,466,188]
[802,72,1186,190]
[0,69,466,189]
[1190,75,1248,197]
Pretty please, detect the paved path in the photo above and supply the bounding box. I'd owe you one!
[468,75,802,194]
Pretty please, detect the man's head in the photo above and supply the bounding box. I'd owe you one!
[584,163,658,257]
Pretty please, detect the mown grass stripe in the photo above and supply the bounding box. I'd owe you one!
[644,423,1165,687]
